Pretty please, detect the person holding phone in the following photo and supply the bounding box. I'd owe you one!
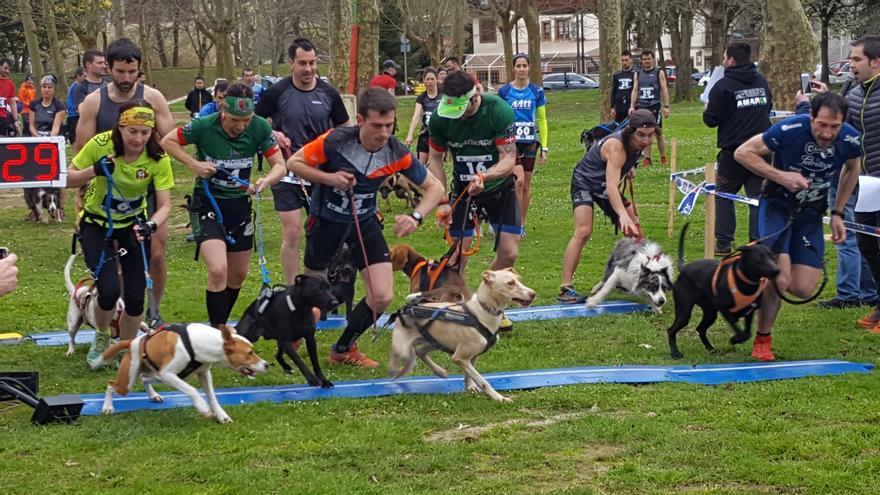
[0,250,19,297]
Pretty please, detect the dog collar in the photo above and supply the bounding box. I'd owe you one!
[286,294,296,312]
[478,300,503,316]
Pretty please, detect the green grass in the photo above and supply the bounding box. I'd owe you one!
[2,90,880,494]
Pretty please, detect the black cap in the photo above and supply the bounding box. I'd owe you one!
[383,59,401,70]
[629,109,659,128]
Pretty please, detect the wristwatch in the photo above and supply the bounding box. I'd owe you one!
[830,209,844,218]
[409,211,423,225]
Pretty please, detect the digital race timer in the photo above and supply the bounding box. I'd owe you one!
[0,136,67,189]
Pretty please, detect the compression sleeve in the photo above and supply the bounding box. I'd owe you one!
[536,105,548,149]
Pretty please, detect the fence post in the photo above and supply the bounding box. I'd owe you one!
[667,139,677,238]
[704,162,716,259]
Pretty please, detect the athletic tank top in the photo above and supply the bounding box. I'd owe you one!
[96,84,146,133]
[572,131,643,196]
[636,68,661,109]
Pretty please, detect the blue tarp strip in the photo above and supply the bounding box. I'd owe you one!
[79,359,873,415]
[25,301,648,347]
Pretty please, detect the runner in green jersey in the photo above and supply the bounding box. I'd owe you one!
[428,70,520,276]
[66,100,173,368]
[162,83,287,328]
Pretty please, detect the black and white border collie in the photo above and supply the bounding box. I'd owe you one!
[587,238,674,313]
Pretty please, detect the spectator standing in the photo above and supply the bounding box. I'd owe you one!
[28,75,66,137]
[241,68,264,103]
[18,75,35,136]
[197,80,229,118]
[629,50,670,165]
[611,51,635,123]
[702,42,772,257]
[66,67,85,143]
[369,60,400,94]
[185,75,212,118]
[73,49,108,112]
[0,58,18,136]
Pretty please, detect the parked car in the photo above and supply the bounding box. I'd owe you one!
[813,60,852,84]
[691,69,710,84]
[663,66,677,84]
[542,72,599,90]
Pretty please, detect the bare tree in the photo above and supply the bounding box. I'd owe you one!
[59,0,109,50]
[486,0,521,80]
[517,0,542,84]
[182,16,215,76]
[138,1,153,84]
[667,0,694,101]
[42,0,68,92]
[112,0,125,39]
[18,0,44,80]
[803,0,857,83]
[598,0,621,119]
[328,0,352,89]
[176,0,238,81]
[760,0,817,109]
[394,0,456,67]
[240,0,259,71]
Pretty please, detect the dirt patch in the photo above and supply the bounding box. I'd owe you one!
[0,189,25,210]
[424,411,586,443]
[530,444,625,493]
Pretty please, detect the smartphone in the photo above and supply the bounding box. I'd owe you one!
[0,247,8,260]
[801,73,812,95]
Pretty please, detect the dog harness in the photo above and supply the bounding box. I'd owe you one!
[408,257,452,292]
[74,278,122,336]
[388,299,498,356]
[141,324,203,379]
[710,255,768,313]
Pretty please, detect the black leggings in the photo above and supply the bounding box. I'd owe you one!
[856,211,880,305]
[80,221,150,316]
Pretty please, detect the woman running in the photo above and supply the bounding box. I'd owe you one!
[497,54,548,232]
[162,82,287,328]
[67,100,173,368]
[404,67,440,163]
[28,75,66,137]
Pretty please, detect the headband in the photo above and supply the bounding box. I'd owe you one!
[224,95,255,116]
[118,106,155,128]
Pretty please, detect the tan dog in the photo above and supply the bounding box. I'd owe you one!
[390,243,470,303]
[388,268,536,402]
[94,323,269,423]
[380,173,423,211]
[64,253,148,356]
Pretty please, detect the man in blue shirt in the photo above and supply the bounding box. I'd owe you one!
[735,91,861,361]
[197,79,229,118]
[65,67,85,143]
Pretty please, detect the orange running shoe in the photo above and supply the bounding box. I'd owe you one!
[870,324,880,335]
[660,156,668,166]
[857,309,880,329]
[751,334,775,361]
[329,344,379,369]
[642,157,652,167]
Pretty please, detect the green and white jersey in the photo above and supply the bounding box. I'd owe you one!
[178,112,280,199]
[428,93,515,192]
[73,130,174,228]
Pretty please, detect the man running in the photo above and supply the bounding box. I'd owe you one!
[427,70,519,274]
[629,50,670,165]
[558,110,658,303]
[76,38,175,329]
[734,91,861,361]
[287,88,445,368]
[255,38,350,284]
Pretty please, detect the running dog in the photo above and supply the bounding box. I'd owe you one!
[236,275,338,387]
[94,323,269,423]
[64,253,148,357]
[24,187,63,223]
[390,243,471,303]
[380,173,422,211]
[586,238,674,313]
[666,224,780,359]
[387,268,536,402]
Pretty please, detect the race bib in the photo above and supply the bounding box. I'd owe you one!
[455,154,491,182]
[423,111,432,127]
[639,87,656,101]
[325,189,375,216]
[281,171,310,186]
[514,121,536,141]
[795,182,830,207]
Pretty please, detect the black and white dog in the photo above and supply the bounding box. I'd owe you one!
[25,187,63,223]
[586,238,674,313]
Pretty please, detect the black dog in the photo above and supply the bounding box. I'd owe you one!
[236,275,338,387]
[326,243,357,317]
[666,224,781,359]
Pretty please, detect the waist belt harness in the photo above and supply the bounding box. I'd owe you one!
[142,323,203,379]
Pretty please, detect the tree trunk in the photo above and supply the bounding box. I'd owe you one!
[153,24,170,68]
[43,0,68,94]
[216,34,236,81]
[451,1,468,63]
[497,16,516,82]
[18,0,44,81]
[240,0,258,71]
[598,0,621,120]
[138,3,153,85]
[760,0,817,110]
[172,20,180,67]
[113,0,125,39]
[706,0,728,67]
[820,16,829,84]
[329,0,352,91]
[356,0,380,94]
[519,0,542,84]
[668,6,694,101]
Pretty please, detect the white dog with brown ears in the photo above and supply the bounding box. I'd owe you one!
[94,323,269,423]
[64,253,148,357]
[586,238,674,313]
[388,268,536,402]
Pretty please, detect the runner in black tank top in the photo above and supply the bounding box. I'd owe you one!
[96,84,145,132]
[628,50,670,166]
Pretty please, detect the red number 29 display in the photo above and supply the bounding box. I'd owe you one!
[0,137,67,189]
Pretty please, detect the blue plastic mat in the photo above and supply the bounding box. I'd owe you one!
[25,301,648,347]
[79,359,872,415]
